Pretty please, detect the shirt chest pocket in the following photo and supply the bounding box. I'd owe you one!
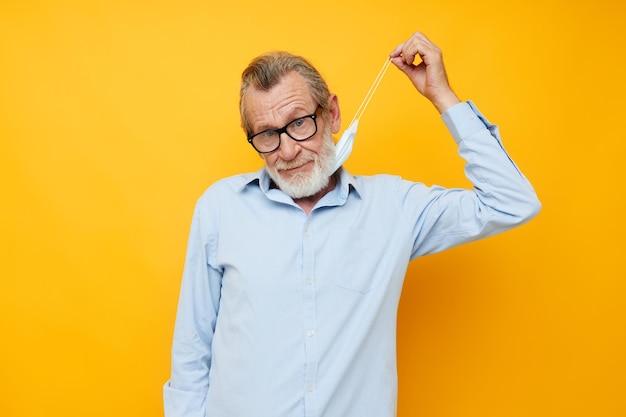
[331,227,391,294]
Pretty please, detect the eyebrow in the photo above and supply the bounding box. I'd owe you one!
[252,107,314,134]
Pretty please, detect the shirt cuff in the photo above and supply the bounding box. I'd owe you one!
[441,100,488,144]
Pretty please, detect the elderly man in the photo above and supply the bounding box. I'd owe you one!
[164,31,540,417]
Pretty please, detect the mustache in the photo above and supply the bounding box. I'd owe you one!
[275,155,316,171]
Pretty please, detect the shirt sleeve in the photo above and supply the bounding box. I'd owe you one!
[406,101,541,258]
[164,196,222,417]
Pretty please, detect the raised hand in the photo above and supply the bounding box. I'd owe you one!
[390,32,460,113]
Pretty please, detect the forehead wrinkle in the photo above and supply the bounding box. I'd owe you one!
[246,72,316,132]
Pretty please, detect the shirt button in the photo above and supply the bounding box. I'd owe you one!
[307,330,315,337]
[306,278,313,286]
[304,231,311,238]
[307,384,314,392]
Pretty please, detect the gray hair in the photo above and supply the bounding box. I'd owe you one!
[239,51,331,136]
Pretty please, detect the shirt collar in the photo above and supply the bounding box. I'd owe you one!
[238,167,361,204]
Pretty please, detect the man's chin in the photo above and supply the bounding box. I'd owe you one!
[276,176,329,200]
[277,171,307,185]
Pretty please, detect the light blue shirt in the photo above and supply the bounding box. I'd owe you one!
[163,102,540,417]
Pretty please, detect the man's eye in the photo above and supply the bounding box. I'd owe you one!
[292,118,305,127]
[263,130,276,137]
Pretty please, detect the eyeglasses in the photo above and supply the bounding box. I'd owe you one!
[247,106,321,154]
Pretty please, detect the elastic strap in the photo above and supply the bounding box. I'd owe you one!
[349,58,391,126]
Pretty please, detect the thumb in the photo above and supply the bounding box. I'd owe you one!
[389,55,413,76]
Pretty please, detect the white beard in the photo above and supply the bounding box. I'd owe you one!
[266,127,336,199]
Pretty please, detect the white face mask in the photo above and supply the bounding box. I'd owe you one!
[333,58,391,172]
[332,119,358,172]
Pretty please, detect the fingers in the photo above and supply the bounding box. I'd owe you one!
[389,32,440,67]
[388,31,459,113]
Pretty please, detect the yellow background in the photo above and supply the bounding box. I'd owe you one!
[1,0,624,416]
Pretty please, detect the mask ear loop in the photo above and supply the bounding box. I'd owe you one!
[348,57,392,128]
[332,58,391,172]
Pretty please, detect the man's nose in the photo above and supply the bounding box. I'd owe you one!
[277,133,300,160]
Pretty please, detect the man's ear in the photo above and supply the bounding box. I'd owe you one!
[327,94,341,134]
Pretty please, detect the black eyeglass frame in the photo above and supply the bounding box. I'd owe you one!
[247,105,322,154]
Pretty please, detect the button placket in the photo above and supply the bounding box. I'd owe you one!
[301,220,318,416]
